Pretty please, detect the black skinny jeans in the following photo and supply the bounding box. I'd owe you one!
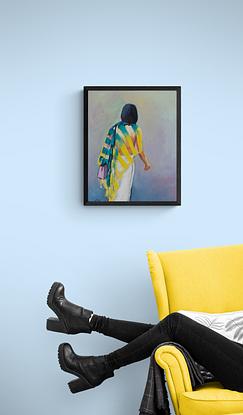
[90,312,243,392]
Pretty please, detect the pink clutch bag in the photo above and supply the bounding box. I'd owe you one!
[97,164,108,180]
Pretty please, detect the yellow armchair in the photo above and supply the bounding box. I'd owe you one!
[147,245,243,415]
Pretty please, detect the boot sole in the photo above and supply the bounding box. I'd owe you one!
[58,343,94,393]
[47,282,61,312]
[46,282,68,333]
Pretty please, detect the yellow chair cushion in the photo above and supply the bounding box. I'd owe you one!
[179,382,243,415]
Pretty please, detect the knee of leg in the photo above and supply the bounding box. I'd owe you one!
[162,312,181,324]
[158,312,181,333]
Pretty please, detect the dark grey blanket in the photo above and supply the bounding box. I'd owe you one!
[139,341,216,415]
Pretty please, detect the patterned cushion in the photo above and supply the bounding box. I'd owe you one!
[177,310,243,344]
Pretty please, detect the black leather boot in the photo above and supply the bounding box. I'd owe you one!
[46,282,93,334]
[58,343,114,393]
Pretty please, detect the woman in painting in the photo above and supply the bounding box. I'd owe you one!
[97,104,151,202]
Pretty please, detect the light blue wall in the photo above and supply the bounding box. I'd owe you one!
[0,1,243,414]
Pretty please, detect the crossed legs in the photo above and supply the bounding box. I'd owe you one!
[47,282,243,393]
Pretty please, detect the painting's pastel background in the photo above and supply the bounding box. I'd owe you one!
[88,90,177,202]
[1,1,243,415]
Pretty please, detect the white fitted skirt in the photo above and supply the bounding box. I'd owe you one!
[113,156,135,202]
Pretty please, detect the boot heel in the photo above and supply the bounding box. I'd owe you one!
[46,318,67,333]
[68,376,93,393]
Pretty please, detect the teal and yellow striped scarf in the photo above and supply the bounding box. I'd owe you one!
[98,121,143,201]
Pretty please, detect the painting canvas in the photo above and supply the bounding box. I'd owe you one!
[84,86,181,205]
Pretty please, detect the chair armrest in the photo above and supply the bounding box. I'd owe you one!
[155,345,193,415]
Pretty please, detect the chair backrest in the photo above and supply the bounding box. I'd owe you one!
[147,244,243,320]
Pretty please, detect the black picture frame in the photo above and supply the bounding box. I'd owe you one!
[83,86,181,206]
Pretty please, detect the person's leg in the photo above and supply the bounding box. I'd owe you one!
[90,313,154,343]
[58,312,243,393]
[106,312,243,392]
[58,314,176,393]
[47,282,154,340]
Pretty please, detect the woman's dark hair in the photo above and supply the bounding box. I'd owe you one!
[121,103,138,124]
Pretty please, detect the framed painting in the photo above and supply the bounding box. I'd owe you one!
[84,86,181,206]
